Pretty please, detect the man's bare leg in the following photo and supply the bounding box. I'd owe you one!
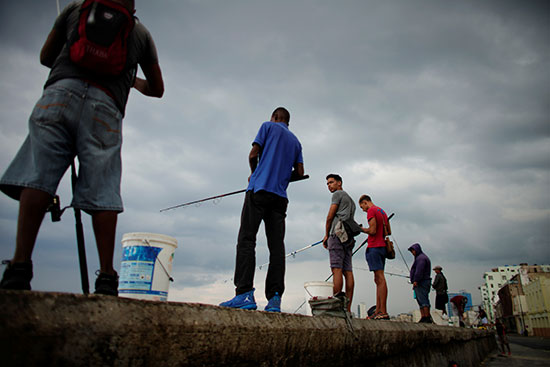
[374,270,388,314]
[12,188,52,263]
[332,267,343,295]
[344,270,354,312]
[91,210,117,275]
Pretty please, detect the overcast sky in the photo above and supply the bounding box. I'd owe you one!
[0,0,548,315]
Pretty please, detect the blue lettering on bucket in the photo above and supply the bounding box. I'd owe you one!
[119,245,163,292]
[122,245,162,262]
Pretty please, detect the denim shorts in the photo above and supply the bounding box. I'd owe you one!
[366,246,386,271]
[327,235,353,272]
[0,79,124,213]
[415,279,431,308]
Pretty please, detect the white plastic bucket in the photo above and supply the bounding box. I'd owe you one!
[304,281,333,316]
[118,232,178,301]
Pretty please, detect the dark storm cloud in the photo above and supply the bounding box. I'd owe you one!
[0,0,548,313]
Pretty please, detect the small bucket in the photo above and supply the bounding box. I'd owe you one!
[304,281,333,315]
[118,232,178,301]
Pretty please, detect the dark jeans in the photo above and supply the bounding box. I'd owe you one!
[234,190,288,300]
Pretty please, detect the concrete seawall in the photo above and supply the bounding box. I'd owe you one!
[0,291,496,366]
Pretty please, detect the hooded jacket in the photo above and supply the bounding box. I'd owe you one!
[408,243,431,283]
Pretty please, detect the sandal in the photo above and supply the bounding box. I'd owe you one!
[366,312,381,320]
[373,313,390,320]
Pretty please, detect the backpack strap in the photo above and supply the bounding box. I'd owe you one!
[383,219,390,237]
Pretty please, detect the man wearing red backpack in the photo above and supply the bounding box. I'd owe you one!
[0,0,164,296]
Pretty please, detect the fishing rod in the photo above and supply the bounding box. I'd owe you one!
[354,267,409,278]
[259,240,323,270]
[293,212,397,313]
[160,174,310,212]
[49,0,89,295]
[224,239,324,284]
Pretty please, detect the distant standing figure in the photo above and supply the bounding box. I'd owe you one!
[408,243,433,323]
[495,318,511,355]
[450,295,468,327]
[322,174,356,312]
[359,195,391,320]
[478,308,488,326]
[432,265,448,315]
[220,107,304,313]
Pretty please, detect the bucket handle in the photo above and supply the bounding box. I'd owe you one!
[142,239,174,282]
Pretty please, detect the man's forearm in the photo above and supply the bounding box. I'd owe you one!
[362,218,377,235]
[248,144,260,173]
[249,156,258,173]
[133,77,164,97]
[325,204,338,237]
[325,220,331,237]
[136,63,164,97]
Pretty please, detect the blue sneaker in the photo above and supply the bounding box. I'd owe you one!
[219,289,257,310]
[264,292,281,312]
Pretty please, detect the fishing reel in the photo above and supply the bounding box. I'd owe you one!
[47,195,70,222]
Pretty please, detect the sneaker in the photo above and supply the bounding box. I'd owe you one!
[265,292,281,312]
[94,271,119,296]
[220,289,257,310]
[0,260,33,290]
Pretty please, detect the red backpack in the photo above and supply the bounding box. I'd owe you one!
[70,0,134,76]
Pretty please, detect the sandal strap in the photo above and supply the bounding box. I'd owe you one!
[366,311,381,320]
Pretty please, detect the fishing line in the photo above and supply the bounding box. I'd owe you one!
[391,232,410,274]
[259,240,323,270]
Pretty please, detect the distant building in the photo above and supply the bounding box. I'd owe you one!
[479,265,522,322]
[357,303,368,319]
[489,264,550,334]
[495,275,528,334]
[524,275,550,337]
[478,263,550,322]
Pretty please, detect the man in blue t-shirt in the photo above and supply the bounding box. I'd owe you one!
[220,107,304,312]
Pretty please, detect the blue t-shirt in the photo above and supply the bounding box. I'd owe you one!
[247,121,303,199]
